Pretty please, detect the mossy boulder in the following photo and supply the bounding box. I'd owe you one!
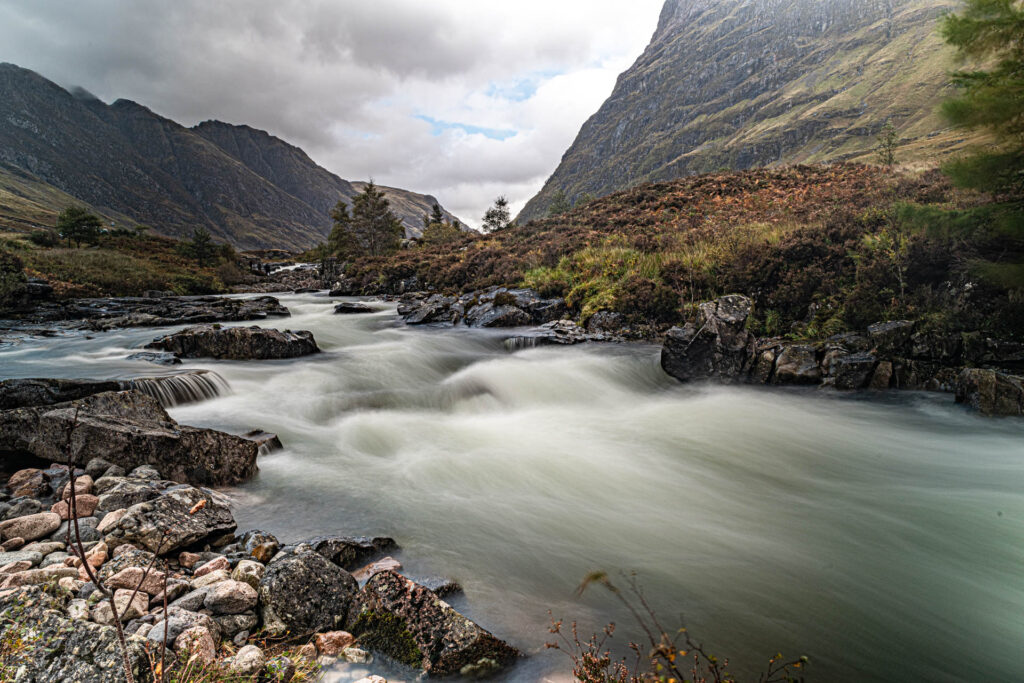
[347,570,518,677]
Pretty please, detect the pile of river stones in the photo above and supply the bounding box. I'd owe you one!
[0,458,517,682]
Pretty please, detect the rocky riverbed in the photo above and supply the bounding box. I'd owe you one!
[0,434,516,682]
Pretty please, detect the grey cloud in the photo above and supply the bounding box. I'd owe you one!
[0,0,662,226]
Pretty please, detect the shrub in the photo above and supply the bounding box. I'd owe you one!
[27,229,61,247]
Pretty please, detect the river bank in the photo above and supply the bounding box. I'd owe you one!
[2,292,1024,681]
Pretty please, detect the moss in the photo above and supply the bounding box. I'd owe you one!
[350,609,423,669]
[492,291,518,307]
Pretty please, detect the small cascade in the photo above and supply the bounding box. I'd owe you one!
[503,336,540,352]
[122,370,231,408]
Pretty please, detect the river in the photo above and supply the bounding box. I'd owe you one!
[2,293,1023,682]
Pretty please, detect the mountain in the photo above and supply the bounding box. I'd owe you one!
[520,0,971,221]
[0,63,458,250]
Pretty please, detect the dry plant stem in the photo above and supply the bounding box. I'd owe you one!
[160,571,168,683]
[61,407,137,683]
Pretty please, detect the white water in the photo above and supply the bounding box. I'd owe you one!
[3,293,1024,682]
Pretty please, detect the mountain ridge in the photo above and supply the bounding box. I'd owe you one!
[520,0,973,222]
[0,63,458,250]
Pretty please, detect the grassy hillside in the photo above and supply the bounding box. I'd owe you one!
[0,227,252,299]
[348,163,1023,340]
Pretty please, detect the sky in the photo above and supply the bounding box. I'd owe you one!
[0,0,664,228]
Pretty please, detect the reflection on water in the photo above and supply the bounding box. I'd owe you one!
[3,293,1024,682]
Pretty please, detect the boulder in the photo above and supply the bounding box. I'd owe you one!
[0,391,258,487]
[463,303,531,328]
[175,625,218,665]
[51,493,99,520]
[0,378,122,409]
[231,559,266,590]
[146,324,319,360]
[203,579,258,615]
[259,550,359,636]
[0,512,61,542]
[91,588,149,624]
[831,352,878,391]
[107,566,167,596]
[403,295,456,325]
[104,486,237,555]
[334,302,374,314]
[299,535,397,570]
[773,345,822,385]
[661,295,754,383]
[228,644,267,676]
[867,320,916,354]
[348,570,518,676]
[956,369,1024,417]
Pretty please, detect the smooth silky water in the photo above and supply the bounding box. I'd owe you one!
[2,293,1024,682]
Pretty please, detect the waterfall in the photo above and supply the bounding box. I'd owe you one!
[122,370,231,407]
[503,336,539,352]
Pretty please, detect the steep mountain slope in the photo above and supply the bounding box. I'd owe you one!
[521,0,969,221]
[0,63,457,249]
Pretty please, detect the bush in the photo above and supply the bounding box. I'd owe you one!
[27,230,60,247]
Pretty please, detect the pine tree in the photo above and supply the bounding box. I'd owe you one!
[187,227,216,267]
[482,196,512,233]
[547,190,571,217]
[941,0,1024,193]
[430,202,445,225]
[56,206,103,248]
[328,201,360,258]
[330,183,404,257]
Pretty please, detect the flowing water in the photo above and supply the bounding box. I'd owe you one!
[2,293,1024,682]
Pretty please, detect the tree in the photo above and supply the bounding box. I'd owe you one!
[56,206,102,248]
[547,190,571,217]
[429,202,445,225]
[328,201,359,258]
[576,192,597,207]
[186,227,217,267]
[421,219,461,245]
[876,121,899,166]
[941,0,1024,193]
[482,195,512,233]
[329,182,404,257]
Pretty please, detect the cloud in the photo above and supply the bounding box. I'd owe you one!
[0,0,663,227]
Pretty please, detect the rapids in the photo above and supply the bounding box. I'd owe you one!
[2,293,1023,682]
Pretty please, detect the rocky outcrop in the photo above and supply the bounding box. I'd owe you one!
[956,369,1024,417]
[660,295,1024,417]
[10,294,290,331]
[349,570,519,677]
[0,390,258,486]
[399,287,566,329]
[660,295,754,383]
[0,587,151,682]
[146,324,319,360]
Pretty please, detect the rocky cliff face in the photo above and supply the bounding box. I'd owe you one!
[520,0,966,221]
[0,63,457,249]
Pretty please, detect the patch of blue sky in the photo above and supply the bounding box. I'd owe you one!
[415,115,517,141]
[485,69,564,102]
